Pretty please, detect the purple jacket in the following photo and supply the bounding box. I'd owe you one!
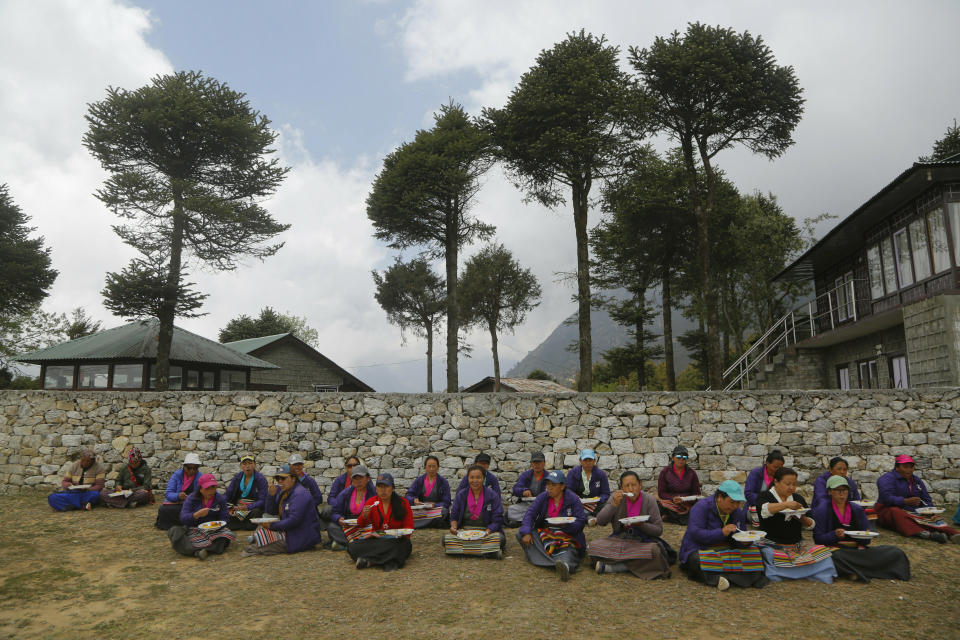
[513,469,548,498]
[449,486,504,532]
[519,489,587,551]
[328,474,375,504]
[744,466,773,507]
[180,491,230,527]
[297,473,324,507]
[164,468,199,503]
[265,483,322,553]
[565,466,610,503]
[877,470,932,511]
[678,492,749,564]
[812,500,870,547]
[405,473,452,509]
[330,484,377,523]
[657,464,702,501]
[811,471,861,512]
[225,471,269,512]
[457,470,501,496]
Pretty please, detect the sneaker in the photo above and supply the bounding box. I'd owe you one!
[196,549,208,561]
[717,576,730,592]
[595,560,605,575]
[356,557,369,569]
[330,541,346,551]
[84,502,92,511]
[588,517,597,527]
[555,560,570,582]
[929,532,949,544]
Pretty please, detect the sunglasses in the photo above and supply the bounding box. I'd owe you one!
[675,455,689,460]
[346,463,356,468]
[184,465,199,470]
[274,475,290,481]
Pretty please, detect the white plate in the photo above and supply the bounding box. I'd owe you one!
[68,484,92,490]
[915,507,945,515]
[108,490,133,498]
[619,515,650,525]
[198,520,227,531]
[342,518,358,526]
[781,507,810,515]
[844,530,880,540]
[546,516,576,525]
[457,529,488,540]
[581,497,601,504]
[732,530,765,542]
[851,500,875,508]
[249,517,279,524]
[383,528,414,536]
[521,496,537,502]
[680,495,704,502]
[410,503,434,510]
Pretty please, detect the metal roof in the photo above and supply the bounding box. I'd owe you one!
[463,377,573,393]
[17,319,278,369]
[220,333,290,354]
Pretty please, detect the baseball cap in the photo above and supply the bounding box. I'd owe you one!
[717,480,746,502]
[545,470,566,484]
[579,449,597,460]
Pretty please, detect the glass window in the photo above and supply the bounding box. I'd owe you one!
[202,371,215,389]
[928,207,951,273]
[949,202,960,269]
[186,370,200,389]
[880,238,898,292]
[909,219,931,281]
[859,359,878,389]
[891,356,908,389]
[78,364,109,388]
[149,365,182,390]
[866,244,884,299]
[893,228,913,287]
[44,365,74,389]
[837,366,850,390]
[220,370,246,391]
[113,364,143,389]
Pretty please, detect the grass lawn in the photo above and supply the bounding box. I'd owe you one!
[1,493,958,639]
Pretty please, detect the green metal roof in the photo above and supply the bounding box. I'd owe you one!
[17,319,278,369]
[221,333,289,354]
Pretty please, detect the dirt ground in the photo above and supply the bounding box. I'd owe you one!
[1,493,959,640]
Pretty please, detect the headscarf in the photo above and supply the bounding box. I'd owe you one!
[128,447,143,464]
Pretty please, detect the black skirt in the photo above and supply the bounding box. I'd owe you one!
[831,546,910,583]
[348,537,413,568]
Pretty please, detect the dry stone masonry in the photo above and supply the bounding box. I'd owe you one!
[1,390,959,504]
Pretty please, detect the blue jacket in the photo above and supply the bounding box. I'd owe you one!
[744,466,773,507]
[225,471,269,512]
[405,473,452,509]
[519,489,587,551]
[297,473,324,507]
[164,468,199,503]
[449,486,504,532]
[180,491,230,527]
[327,473,348,504]
[513,469,548,498]
[330,484,377,523]
[812,500,871,547]
[811,471,861,511]
[877,470,932,510]
[457,470,501,496]
[265,483,322,553]
[678,492,749,564]
[564,466,610,502]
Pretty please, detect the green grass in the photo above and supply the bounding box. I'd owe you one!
[0,568,82,601]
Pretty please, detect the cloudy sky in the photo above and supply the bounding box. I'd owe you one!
[2,0,958,391]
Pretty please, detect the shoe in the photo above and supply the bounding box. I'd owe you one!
[246,536,255,544]
[356,557,369,569]
[929,532,949,544]
[84,503,92,511]
[330,542,346,551]
[130,502,139,508]
[595,560,604,575]
[555,560,570,582]
[588,517,597,527]
[717,576,730,592]
[950,534,960,545]
[196,549,208,561]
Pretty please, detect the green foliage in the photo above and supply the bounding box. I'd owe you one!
[218,307,320,348]
[0,305,70,380]
[102,255,208,319]
[0,184,58,317]
[64,307,103,341]
[526,369,554,381]
[920,119,960,162]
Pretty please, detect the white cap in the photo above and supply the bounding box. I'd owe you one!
[183,453,201,466]
[289,454,305,465]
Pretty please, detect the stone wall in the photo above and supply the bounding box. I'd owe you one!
[2,390,959,505]
[904,295,960,387]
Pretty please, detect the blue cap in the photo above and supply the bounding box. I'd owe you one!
[274,464,292,477]
[376,473,394,487]
[545,470,566,484]
[717,480,746,502]
[580,449,597,460]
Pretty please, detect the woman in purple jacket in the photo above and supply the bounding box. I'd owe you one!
[318,456,364,531]
[328,465,377,550]
[744,450,785,525]
[168,474,235,560]
[225,454,269,530]
[518,470,587,581]
[678,480,767,590]
[243,464,322,556]
[657,446,703,525]
[443,465,506,558]
[405,456,452,529]
[875,454,959,543]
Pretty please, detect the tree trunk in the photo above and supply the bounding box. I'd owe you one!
[661,265,676,391]
[489,322,500,392]
[445,219,459,393]
[698,150,722,389]
[155,193,185,392]
[635,312,645,390]
[426,320,433,393]
[573,180,592,391]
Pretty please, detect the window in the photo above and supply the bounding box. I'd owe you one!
[44,365,74,389]
[866,244,885,299]
[202,371,215,389]
[835,272,854,321]
[837,366,850,390]
[78,364,109,388]
[893,228,914,287]
[149,365,182,390]
[220,370,246,391]
[186,370,200,389]
[113,364,143,389]
[928,207,951,273]
[950,202,960,269]
[880,238,898,293]
[909,219,932,281]
[890,355,909,389]
[858,359,878,389]
[314,384,339,392]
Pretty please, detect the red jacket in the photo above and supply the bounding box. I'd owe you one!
[357,495,414,536]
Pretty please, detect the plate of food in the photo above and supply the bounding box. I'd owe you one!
[619,515,650,525]
[546,516,577,525]
[383,528,414,537]
[521,496,537,502]
[249,517,279,524]
[680,495,705,502]
[916,507,945,515]
[457,529,488,541]
[198,520,227,531]
[68,484,92,490]
[581,497,601,504]
[108,489,133,498]
[732,530,765,543]
[342,518,358,526]
[851,500,875,508]
[411,503,434,510]
[844,530,880,540]
[781,507,810,516]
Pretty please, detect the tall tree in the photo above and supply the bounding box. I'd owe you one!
[459,244,541,391]
[0,306,69,380]
[219,307,320,348]
[367,102,493,392]
[920,119,960,161]
[65,307,103,340]
[483,30,640,391]
[102,253,208,320]
[371,257,446,392]
[0,184,58,316]
[630,23,804,388]
[84,71,290,390]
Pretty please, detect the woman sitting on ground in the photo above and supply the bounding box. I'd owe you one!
[155,453,201,530]
[518,470,587,581]
[678,480,767,591]
[48,448,106,512]
[813,475,910,582]
[319,456,364,530]
[225,454,269,530]
[243,464,321,556]
[349,473,414,571]
[757,467,837,583]
[589,471,674,579]
[168,474,235,560]
[328,465,377,550]
[876,454,959,544]
[443,464,506,559]
[564,449,610,521]
[657,446,702,525]
[100,447,153,509]
[405,455,451,529]
[506,452,547,527]
[811,456,863,511]
[744,450,784,525]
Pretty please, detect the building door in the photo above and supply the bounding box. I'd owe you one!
[890,355,909,389]
[858,359,878,389]
[837,366,850,390]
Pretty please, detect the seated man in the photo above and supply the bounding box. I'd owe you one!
[48,448,106,512]
[456,453,502,495]
[505,452,547,527]
[565,449,610,523]
[875,454,959,544]
[517,470,587,581]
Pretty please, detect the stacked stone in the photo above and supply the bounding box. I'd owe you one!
[1,389,958,505]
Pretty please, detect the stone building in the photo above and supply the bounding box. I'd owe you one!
[730,154,960,390]
[222,333,374,392]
